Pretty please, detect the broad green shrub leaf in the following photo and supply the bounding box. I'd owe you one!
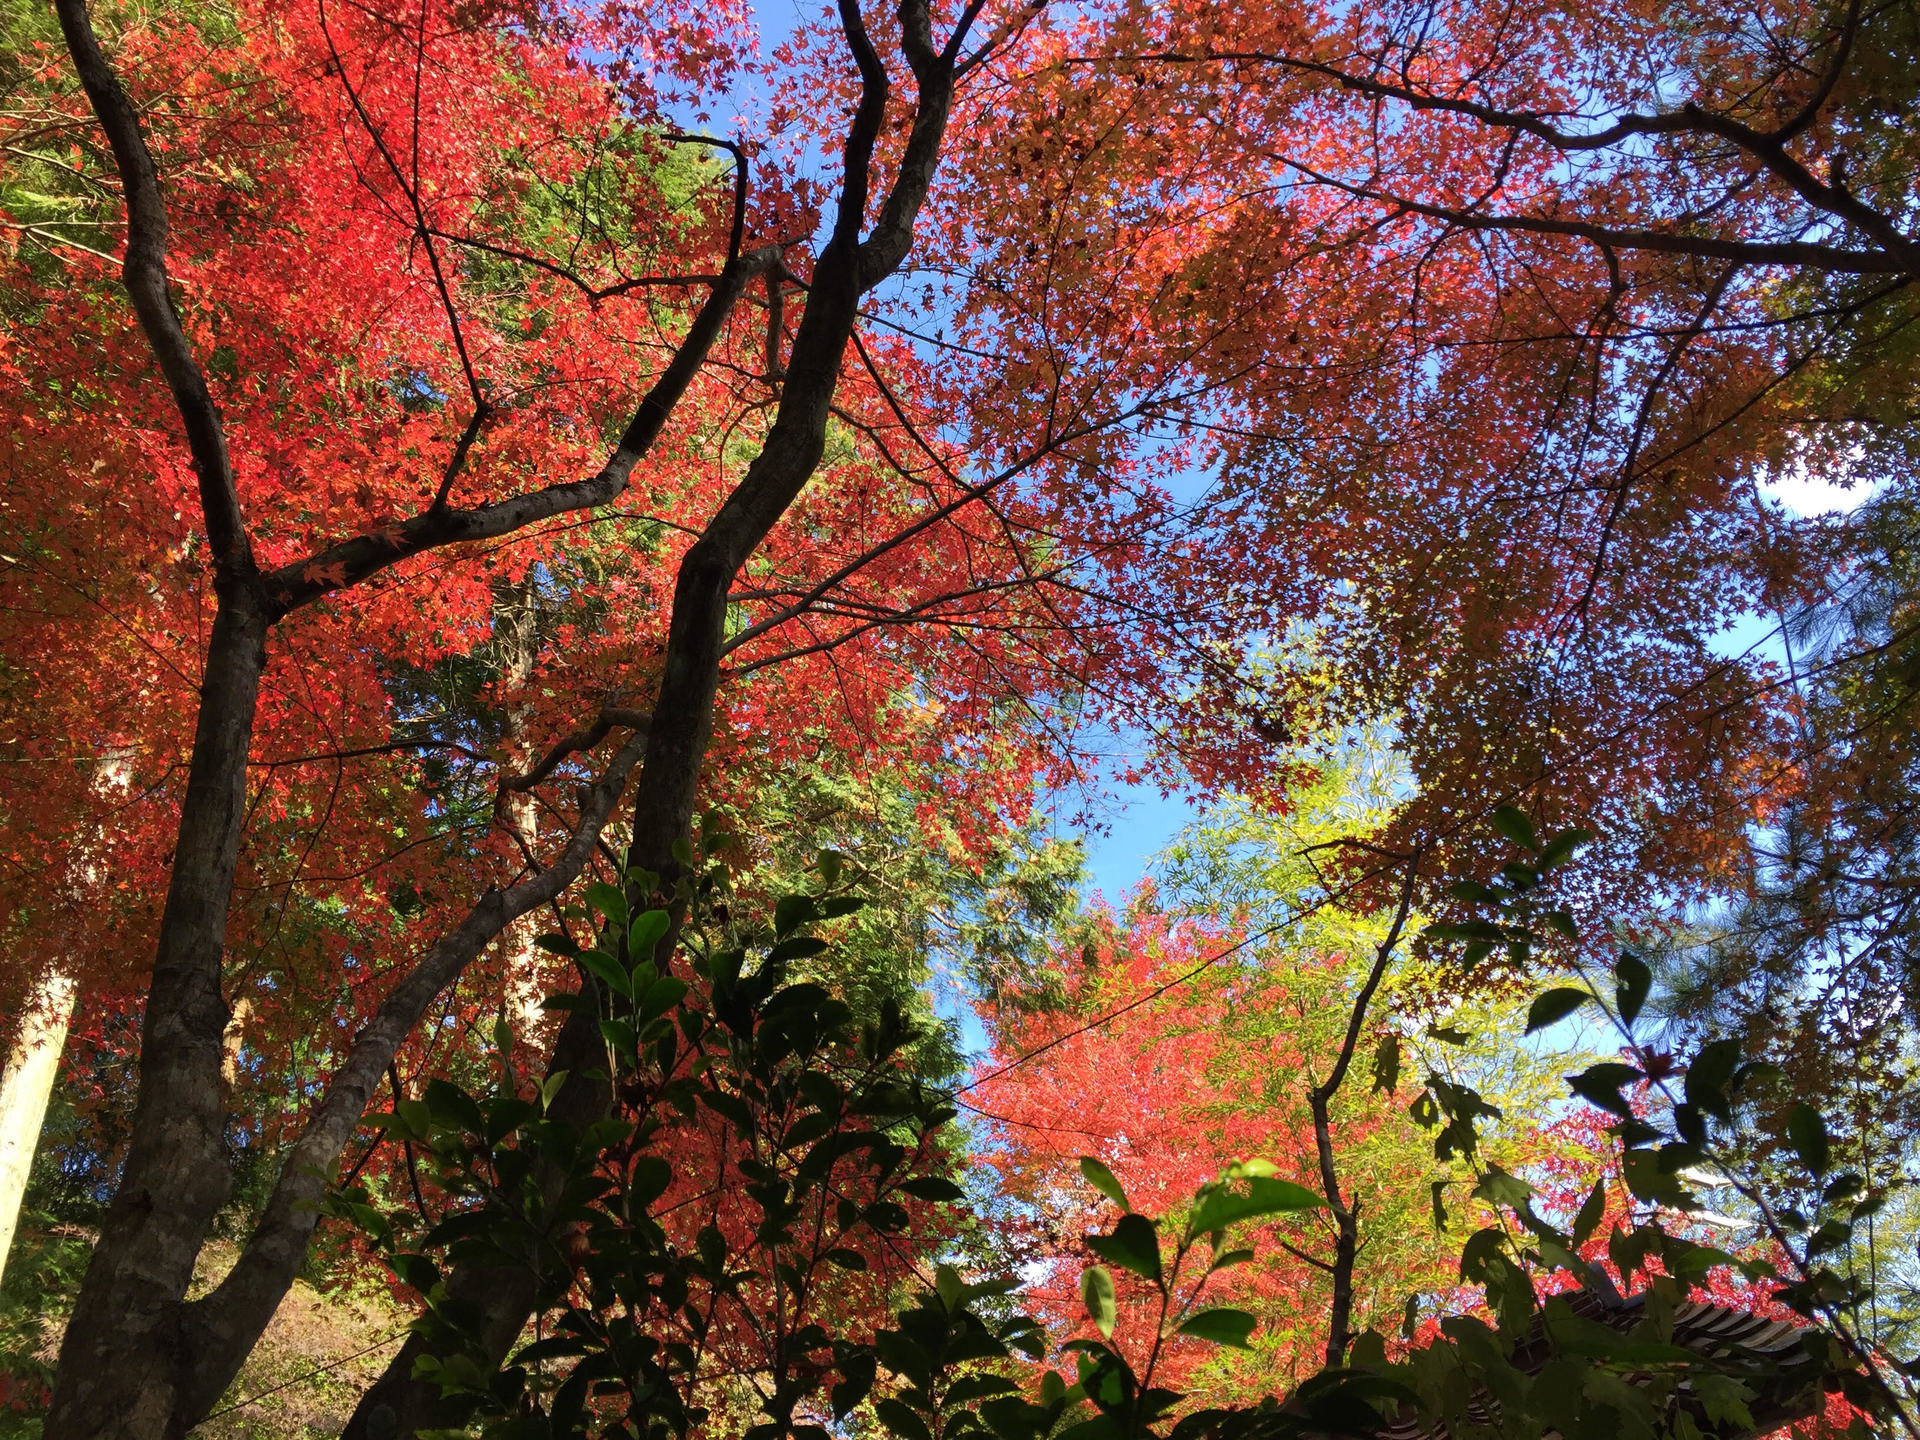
[1526,987,1592,1034]
[1177,1308,1256,1348]
[1079,1156,1130,1212]
[1491,805,1538,849]
[1788,1103,1831,1176]
[1186,1175,1323,1239]
[1087,1213,1161,1281]
[1081,1265,1116,1338]
[586,881,629,926]
[1613,952,1652,1026]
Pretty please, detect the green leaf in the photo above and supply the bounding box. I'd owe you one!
[1472,1164,1533,1209]
[1526,987,1592,1034]
[774,893,819,936]
[1491,805,1538,849]
[1822,1173,1865,1205]
[1176,1308,1256,1349]
[639,975,689,1017]
[769,935,829,963]
[1787,1103,1831,1176]
[1079,1156,1130,1212]
[936,1263,965,1311]
[1566,1062,1642,1118]
[1081,1265,1116,1338]
[577,946,632,999]
[586,881,629,926]
[534,931,579,957]
[599,1017,638,1057]
[1622,1148,1694,1208]
[423,1079,485,1136]
[1685,1037,1742,1119]
[626,908,670,963]
[393,1098,431,1140]
[1733,1060,1784,1093]
[1186,1175,1323,1239]
[1370,1034,1401,1094]
[1571,1178,1607,1248]
[898,1175,966,1203]
[875,1398,934,1440]
[1614,952,1651,1028]
[1425,920,1507,943]
[1087,1213,1161,1281]
[1536,827,1595,871]
[1427,1024,1470,1045]
[1430,1181,1448,1233]
[1693,1374,1756,1433]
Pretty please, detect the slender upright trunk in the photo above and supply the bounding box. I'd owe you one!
[0,968,78,1284]
[1307,863,1420,1368]
[0,747,135,1285]
[492,577,549,1035]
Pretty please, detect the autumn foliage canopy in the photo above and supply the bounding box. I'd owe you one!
[4,0,1920,1434]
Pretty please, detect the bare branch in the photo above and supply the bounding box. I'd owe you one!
[1309,859,1421,1364]
[261,246,779,617]
[497,705,651,800]
[662,132,749,262]
[1099,40,1920,275]
[178,729,649,1418]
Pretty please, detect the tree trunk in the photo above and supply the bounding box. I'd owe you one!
[343,4,966,1430]
[47,0,955,1428]
[492,577,550,1036]
[0,967,77,1285]
[43,593,270,1440]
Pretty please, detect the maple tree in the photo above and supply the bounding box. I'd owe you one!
[2,0,1107,1430]
[966,761,1596,1398]
[8,0,1920,1433]
[893,0,1920,904]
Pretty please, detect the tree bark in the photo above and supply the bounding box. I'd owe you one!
[45,591,271,1440]
[1307,862,1419,1368]
[491,576,552,1036]
[0,967,77,1285]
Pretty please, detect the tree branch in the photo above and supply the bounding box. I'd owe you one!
[1106,40,1920,276]
[1308,858,1421,1365]
[177,729,649,1421]
[53,0,252,577]
[260,245,780,618]
[496,705,651,801]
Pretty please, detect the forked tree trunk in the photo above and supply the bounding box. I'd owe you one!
[46,1,759,1431]
[0,967,78,1285]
